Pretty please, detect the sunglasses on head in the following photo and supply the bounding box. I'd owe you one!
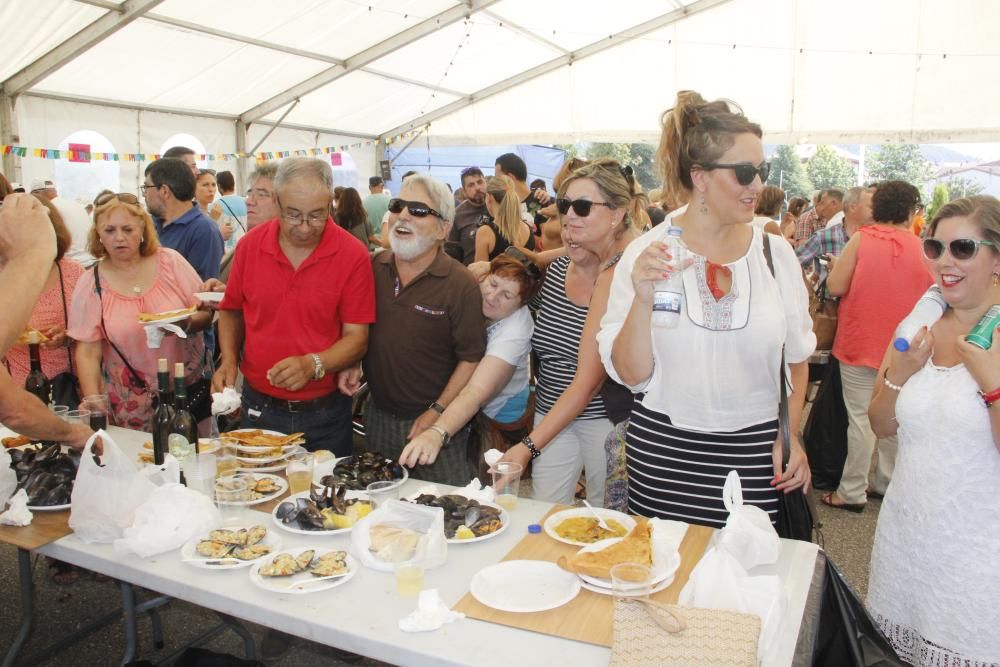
[698,161,771,186]
[555,198,612,217]
[94,192,140,207]
[922,237,996,261]
[503,246,542,280]
[388,198,443,219]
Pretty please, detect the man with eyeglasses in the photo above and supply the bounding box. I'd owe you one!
[449,166,490,265]
[215,158,375,459]
[143,158,224,282]
[218,162,279,283]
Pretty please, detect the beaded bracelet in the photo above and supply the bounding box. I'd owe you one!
[521,435,541,460]
[882,371,903,392]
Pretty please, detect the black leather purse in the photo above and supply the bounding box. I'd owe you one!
[50,262,82,408]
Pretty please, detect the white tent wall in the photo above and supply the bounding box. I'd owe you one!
[244,124,377,190]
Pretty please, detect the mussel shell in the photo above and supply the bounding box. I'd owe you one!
[275,501,300,524]
[34,444,60,464]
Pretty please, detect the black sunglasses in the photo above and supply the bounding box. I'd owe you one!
[388,198,444,219]
[95,192,141,206]
[698,161,771,186]
[502,246,542,280]
[555,198,612,217]
[923,237,996,261]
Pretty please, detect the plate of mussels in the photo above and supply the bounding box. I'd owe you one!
[181,524,281,570]
[9,443,79,511]
[250,547,357,595]
[313,451,408,492]
[271,486,374,535]
[407,493,509,544]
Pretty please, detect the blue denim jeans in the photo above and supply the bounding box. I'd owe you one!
[240,384,353,457]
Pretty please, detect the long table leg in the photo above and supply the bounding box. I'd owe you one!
[1,549,34,667]
[120,582,139,666]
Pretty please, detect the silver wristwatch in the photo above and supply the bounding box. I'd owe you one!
[310,353,325,380]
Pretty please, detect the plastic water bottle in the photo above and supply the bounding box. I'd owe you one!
[651,227,686,328]
[893,285,947,351]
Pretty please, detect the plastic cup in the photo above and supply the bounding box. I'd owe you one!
[610,562,652,600]
[490,461,523,511]
[286,450,314,495]
[215,476,250,525]
[51,405,69,419]
[366,480,398,508]
[395,562,425,597]
[64,409,91,426]
[81,394,110,430]
[185,453,217,498]
[215,443,239,478]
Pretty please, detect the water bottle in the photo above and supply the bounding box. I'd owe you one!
[651,227,686,329]
[893,285,947,351]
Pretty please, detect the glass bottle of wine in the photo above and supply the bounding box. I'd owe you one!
[151,358,174,465]
[168,362,198,463]
[24,331,51,406]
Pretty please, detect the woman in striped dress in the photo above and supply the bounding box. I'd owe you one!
[596,91,815,528]
[494,159,643,505]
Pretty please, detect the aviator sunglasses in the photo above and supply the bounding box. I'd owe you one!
[388,198,444,219]
[698,161,771,186]
[555,198,612,217]
[922,237,996,261]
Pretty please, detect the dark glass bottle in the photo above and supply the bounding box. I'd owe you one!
[151,358,174,465]
[168,362,198,457]
[24,332,51,406]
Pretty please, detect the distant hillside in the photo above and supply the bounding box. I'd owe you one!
[765,143,983,166]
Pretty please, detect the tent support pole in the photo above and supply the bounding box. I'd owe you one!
[235,120,248,190]
[248,100,299,156]
[0,92,17,181]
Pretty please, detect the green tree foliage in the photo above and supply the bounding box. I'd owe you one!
[806,145,857,191]
[866,145,934,189]
[925,183,949,224]
[943,176,984,200]
[767,145,813,198]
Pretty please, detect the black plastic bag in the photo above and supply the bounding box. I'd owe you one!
[812,558,903,667]
[803,358,848,490]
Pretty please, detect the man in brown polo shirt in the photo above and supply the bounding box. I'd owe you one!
[339,173,485,485]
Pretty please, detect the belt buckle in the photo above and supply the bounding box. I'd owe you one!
[285,399,304,414]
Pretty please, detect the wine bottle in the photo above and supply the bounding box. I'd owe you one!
[24,332,51,406]
[151,358,174,465]
[168,362,199,460]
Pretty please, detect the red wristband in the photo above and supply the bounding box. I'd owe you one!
[979,386,1000,408]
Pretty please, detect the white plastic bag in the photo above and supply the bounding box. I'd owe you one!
[717,470,780,569]
[351,499,447,571]
[114,483,220,558]
[0,446,18,510]
[69,430,157,543]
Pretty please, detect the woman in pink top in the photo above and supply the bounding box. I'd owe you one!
[68,193,213,431]
[4,197,84,385]
[823,181,933,511]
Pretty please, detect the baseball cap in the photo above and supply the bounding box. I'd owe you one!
[29,178,54,192]
[9,182,25,193]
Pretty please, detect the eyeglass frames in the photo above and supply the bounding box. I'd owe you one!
[922,237,996,261]
[697,161,771,186]
[555,198,612,217]
[388,198,444,219]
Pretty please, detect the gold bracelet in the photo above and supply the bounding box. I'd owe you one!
[882,370,903,392]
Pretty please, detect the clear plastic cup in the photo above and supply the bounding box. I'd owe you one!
[395,561,424,597]
[64,409,91,425]
[286,450,314,495]
[215,476,251,525]
[81,394,110,430]
[51,405,69,419]
[185,453,217,498]
[610,562,653,600]
[366,480,398,508]
[215,443,239,478]
[490,461,523,511]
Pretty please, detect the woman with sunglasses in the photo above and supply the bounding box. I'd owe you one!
[822,180,933,511]
[475,175,536,262]
[492,159,643,506]
[399,250,542,468]
[67,193,213,430]
[598,91,815,528]
[865,196,1000,665]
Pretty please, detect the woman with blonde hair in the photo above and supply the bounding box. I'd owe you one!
[68,193,213,430]
[598,91,815,527]
[475,175,535,262]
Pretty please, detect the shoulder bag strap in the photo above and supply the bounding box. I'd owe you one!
[762,233,792,467]
[93,263,147,389]
[219,198,246,232]
[56,261,75,374]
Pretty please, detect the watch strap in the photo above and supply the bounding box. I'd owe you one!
[428,425,450,448]
[429,401,446,415]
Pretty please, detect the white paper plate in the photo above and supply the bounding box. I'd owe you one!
[235,452,288,464]
[574,537,682,590]
[14,444,74,511]
[580,573,676,597]
[137,311,194,325]
[249,547,357,595]
[270,490,372,536]
[470,560,581,613]
[194,291,224,303]
[181,526,281,570]
[542,507,637,546]
[217,473,288,506]
[312,455,408,491]
[232,442,300,454]
[237,462,288,474]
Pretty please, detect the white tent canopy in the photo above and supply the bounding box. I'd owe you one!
[2,0,999,191]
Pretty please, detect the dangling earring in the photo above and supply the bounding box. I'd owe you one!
[699,194,708,215]
[993,272,1000,287]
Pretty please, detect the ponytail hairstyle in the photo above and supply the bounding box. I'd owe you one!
[486,175,522,244]
[558,158,649,238]
[656,90,762,208]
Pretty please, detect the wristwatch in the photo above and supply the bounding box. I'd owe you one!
[429,401,446,415]
[310,353,325,381]
[428,425,451,449]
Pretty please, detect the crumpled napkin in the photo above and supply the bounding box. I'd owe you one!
[455,478,495,504]
[0,489,33,526]
[483,448,503,468]
[144,322,186,348]
[212,387,241,415]
[399,589,465,632]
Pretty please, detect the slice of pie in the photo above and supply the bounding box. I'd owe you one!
[138,305,198,322]
[15,329,49,345]
[566,521,653,580]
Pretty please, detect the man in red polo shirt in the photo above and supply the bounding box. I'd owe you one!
[214,158,374,455]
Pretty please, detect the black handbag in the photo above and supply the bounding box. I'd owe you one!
[49,262,82,408]
[762,234,820,543]
[93,263,211,421]
[802,357,849,490]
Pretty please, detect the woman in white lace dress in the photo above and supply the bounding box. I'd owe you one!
[867,196,1000,665]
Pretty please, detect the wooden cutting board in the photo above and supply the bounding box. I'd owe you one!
[452,506,713,647]
[0,509,73,551]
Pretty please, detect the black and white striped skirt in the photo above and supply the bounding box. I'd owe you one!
[625,401,779,529]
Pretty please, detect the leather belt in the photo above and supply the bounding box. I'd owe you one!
[244,384,343,414]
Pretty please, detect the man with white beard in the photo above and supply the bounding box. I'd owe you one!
[339,174,486,485]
